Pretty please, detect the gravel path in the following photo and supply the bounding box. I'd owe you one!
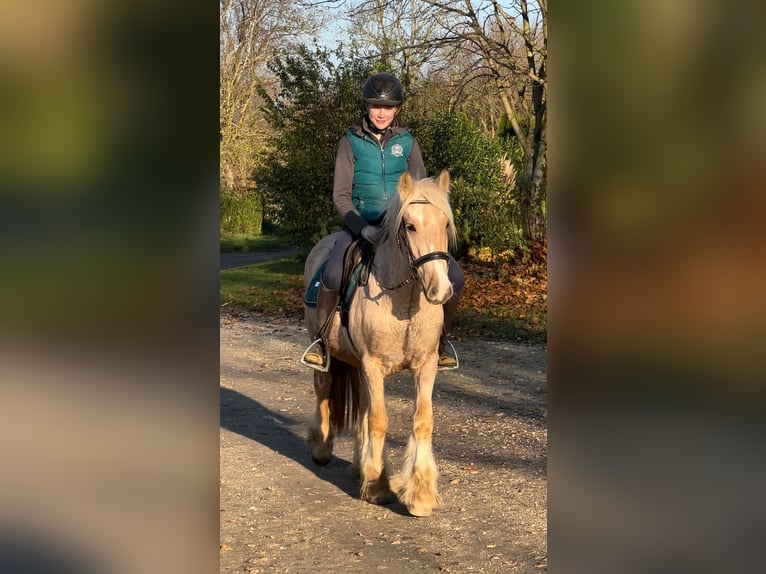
[220,314,547,573]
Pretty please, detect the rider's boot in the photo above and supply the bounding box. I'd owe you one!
[438,293,460,370]
[301,282,340,371]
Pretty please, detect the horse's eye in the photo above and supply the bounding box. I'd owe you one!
[405,223,416,232]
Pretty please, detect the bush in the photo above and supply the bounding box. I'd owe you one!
[220,189,263,235]
[414,110,524,259]
[255,46,374,245]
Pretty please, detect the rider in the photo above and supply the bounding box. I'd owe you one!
[302,72,464,370]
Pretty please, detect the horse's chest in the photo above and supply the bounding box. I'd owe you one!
[352,304,440,361]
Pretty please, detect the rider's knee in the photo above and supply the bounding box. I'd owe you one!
[448,257,464,293]
[322,263,342,291]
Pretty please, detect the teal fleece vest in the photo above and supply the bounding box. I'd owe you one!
[348,130,412,223]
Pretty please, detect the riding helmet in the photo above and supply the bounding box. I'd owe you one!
[362,73,404,106]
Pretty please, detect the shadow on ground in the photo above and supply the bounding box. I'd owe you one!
[220,386,416,516]
[220,386,358,499]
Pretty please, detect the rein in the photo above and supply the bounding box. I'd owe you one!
[373,199,451,292]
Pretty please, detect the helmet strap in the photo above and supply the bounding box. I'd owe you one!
[365,114,387,135]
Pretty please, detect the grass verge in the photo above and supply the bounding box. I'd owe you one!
[220,254,305,315]
[220,232,298,253]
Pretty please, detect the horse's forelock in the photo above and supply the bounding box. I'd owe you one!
[382,176,456,248]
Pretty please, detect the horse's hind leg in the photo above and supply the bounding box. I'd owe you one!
[307,371,334,465]
[350,388,369,480]
[390,365,441,517]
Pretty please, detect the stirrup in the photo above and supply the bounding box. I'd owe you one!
[300,338,331,372]
[438,337,459,371]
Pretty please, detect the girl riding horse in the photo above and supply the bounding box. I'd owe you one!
[302,72,463,370]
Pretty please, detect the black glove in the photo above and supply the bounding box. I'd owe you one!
[361,225,384,245]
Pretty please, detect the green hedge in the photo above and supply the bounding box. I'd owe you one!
[414,110,524,258]
[220,189,263,235]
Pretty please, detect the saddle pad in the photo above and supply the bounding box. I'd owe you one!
[304,261,327,307]
[304,260,363,307]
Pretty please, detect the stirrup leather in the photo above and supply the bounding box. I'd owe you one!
[301,337,331,372]
[438,337,459,370]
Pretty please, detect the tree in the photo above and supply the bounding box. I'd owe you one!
[334,0,547,245]
[423,1,547,243]
[220,0,325,232]
[344,0,447,93]
[255,47,375,243]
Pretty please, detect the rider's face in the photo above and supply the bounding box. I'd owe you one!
[366,104,398,131]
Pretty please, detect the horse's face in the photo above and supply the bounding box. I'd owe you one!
[402,190,454,305]
[403,204,452,304]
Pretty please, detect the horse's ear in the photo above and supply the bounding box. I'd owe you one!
[436,170,450,192]
[399,172,414,199]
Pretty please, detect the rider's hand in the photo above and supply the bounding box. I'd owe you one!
[361,225,384,245]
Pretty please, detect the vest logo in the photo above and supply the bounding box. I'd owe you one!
[391,143,404,157]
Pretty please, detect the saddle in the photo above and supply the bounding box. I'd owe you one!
[304,237,374,327]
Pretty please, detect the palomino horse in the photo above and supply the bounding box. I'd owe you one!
[303,170,457,517]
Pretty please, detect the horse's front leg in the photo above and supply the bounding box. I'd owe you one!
[390,361,441,517]
[358,358,395,505]
[307,371,334,465]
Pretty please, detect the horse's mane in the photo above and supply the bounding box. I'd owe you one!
[381,175,457,250]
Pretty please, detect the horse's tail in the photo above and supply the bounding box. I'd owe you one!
[328,360,360,433]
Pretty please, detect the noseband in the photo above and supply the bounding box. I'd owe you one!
[375,199,451,292]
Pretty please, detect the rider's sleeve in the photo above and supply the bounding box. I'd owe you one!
[408,137,427,180]
[333,136,366,237]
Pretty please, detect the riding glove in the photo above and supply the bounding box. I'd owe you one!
[361,225,384,245]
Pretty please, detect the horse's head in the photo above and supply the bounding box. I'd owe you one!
[384,170,456,305]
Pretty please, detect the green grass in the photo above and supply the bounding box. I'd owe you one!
[220,254,306,315]
[220,232,298,253]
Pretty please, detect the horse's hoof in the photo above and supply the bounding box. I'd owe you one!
[370,491,396,506]
[407,504,433,517]
[361,488,395,505]
[307,428,333,465]
[360,480,395,505]
[312,454,331,466]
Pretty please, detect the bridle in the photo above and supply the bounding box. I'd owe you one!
[374,199,451,292]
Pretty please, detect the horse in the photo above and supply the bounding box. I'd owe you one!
[303,169,457,517]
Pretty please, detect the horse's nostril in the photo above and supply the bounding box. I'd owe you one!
[426,284,451,305]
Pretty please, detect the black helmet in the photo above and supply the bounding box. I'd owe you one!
[362,73,404,106]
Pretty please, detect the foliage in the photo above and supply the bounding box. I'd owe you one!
[414,110,525,259]
[220,188,263,235]
[458,254,547,342]
[255,45,376,245]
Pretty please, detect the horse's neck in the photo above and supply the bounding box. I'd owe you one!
[373,237,415,294]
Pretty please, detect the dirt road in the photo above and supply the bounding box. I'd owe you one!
[220,314,547,573]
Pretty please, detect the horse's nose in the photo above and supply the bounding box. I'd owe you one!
[426,282,453,305]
